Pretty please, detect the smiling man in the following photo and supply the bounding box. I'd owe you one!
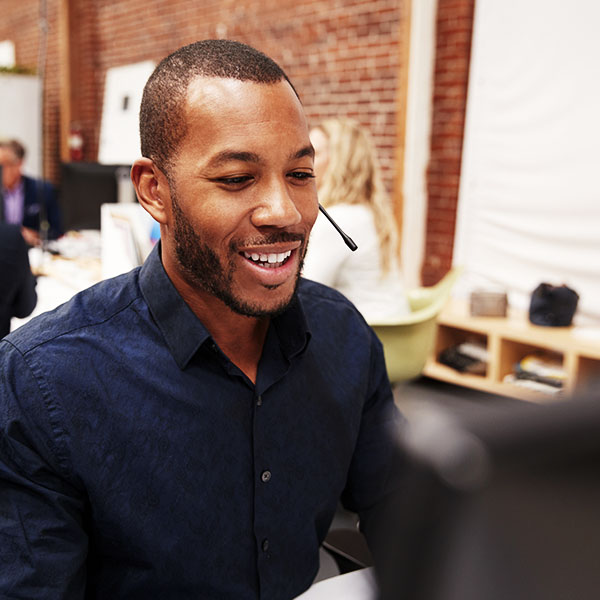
[0,40,402,599]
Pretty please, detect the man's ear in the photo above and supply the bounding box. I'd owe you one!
[131,158,170,224]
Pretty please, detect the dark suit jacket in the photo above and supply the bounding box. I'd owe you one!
[22,175,63,240]
[0,175,63,241]
[0,224,37,337]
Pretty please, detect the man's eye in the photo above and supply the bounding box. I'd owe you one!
[289,171,315,182]
[214,175,253,186]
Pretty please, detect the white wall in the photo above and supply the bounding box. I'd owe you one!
[0,73,42,177]
[401,0,438,289]
[98,61,155,165]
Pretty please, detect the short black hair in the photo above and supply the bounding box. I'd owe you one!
[139,39,295,177]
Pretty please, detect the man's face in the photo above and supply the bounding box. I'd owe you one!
[162,77,318,318]
[0,148,22,190]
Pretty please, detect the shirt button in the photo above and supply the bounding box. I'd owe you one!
[256,395,262,406]
[262,538,269,552]
[261,470,271,483]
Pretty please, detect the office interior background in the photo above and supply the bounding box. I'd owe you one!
[2,0,600,593]
[1,0,471,290]
[3,0,598,325]
[3,0,599,399]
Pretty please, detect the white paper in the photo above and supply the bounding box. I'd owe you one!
[98,61,155,165]
[294,568,377,600]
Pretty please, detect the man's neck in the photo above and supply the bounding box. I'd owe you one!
[3,175,22,193]
[168,270,270,384]
[199,301,269,384]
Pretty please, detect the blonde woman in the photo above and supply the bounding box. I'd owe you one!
[303,118,410,321]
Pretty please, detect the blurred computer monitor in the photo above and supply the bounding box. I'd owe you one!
[59,162,133,231]
[376,391,600,600]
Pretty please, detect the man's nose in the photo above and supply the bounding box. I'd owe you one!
[251,179,302,228]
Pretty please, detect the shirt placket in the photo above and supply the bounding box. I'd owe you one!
[252,391,273,591]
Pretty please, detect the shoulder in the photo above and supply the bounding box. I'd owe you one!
[298,278,375,340]
[22,175,55,196]
[326,203,373,223]
[325,203,376,237]
[298,276,355,308]
[296,279,387,389]
[5,269,143,355]
[308,203,375,252]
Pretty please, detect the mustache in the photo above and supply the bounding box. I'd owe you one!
[231,231,305,251]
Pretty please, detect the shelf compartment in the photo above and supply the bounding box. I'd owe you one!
[434,325,489,378]
[499,340,565,392]
[574,355,600,394]
[426,300,600,403]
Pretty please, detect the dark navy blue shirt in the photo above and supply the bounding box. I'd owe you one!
[0,244,401,599]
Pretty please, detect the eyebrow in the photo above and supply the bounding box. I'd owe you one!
[207,145,314,168]
[293,145,315,161]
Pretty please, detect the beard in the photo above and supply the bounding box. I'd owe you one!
[171,192,305,318]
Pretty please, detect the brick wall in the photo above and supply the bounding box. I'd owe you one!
[422,0,475,285]
[0,0,61,181]
[1,0,407,186]
[0,0,475,286]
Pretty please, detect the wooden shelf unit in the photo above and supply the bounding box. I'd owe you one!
[423,300,600,402]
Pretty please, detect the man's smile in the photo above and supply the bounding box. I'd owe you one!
[242,249,293,268]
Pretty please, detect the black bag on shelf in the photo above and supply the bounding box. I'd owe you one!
[528,283,579,327]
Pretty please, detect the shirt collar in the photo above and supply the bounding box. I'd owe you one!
[139,243,311,370]
[269,289,311,362]
[139,243,211,369]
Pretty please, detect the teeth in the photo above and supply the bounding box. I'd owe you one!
[243,250,292,266]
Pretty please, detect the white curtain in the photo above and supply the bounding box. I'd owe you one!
[453,0,600,324]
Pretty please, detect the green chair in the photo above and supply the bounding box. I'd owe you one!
[369,267,461,383]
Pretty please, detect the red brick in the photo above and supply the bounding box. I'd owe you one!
[1,0,475,287]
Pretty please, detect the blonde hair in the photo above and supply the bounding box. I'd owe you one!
[314,117,399,273]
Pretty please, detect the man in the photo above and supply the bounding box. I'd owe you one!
[0,40,401,599]
[0,138,63,245]
[0,222,37,336]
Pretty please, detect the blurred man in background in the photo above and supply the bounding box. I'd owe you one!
[0,138,63,245]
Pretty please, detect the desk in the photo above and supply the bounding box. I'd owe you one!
[10,231,103,332]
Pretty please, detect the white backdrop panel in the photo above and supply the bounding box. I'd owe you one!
[0,74,42,177]
[98,61,155,165]
[453,0,600,323]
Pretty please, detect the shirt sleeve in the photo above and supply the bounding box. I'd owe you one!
[339,328,406,550]
[11,230,37,319]
[44,181,64,240]
[0,340,87,599]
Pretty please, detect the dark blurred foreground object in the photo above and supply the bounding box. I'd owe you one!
[374,392,600,600]
[0,223,37,336]
[529,283,579,326]
[59,162,131,231]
